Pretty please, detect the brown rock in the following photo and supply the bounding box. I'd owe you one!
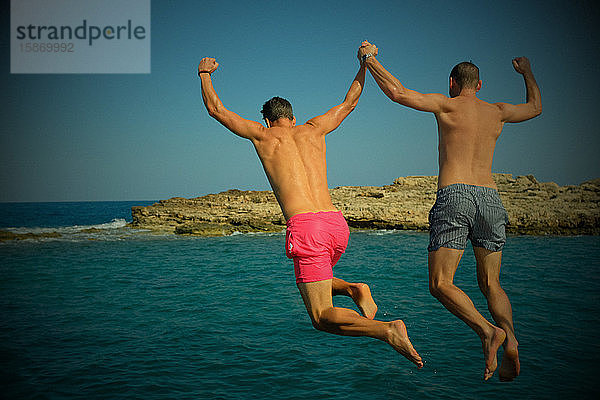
[129,174,600,236]
[0,230,62,242]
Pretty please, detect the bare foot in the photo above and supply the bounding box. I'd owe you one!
[349,283,378,319]
[498,339,520,382]
[482,326,506,380]
[386,320,423,368]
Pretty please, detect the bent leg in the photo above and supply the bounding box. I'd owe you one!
[298,279,422,368]
[332,277,378,319]
[428,247,506,380]
[474,247,520,382]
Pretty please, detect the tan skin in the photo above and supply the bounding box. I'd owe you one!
[198,57,423,368]
[359,41,541,381]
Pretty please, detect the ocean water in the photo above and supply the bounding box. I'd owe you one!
[1,202,599,399]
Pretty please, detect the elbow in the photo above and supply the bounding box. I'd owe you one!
[206,108,217,118]
[529,102,542,118]
[205,104,221,119]
[341,99,358,115]
[390,93,403,104]
[347,102,357,114]
[388,87,405,104]
[342,91,361,113]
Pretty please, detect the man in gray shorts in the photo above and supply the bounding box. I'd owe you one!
[358,41,541,381]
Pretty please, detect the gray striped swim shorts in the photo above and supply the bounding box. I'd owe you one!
[428,183,509,252]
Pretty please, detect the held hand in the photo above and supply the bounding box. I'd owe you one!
[357,40,378,61]
[512,57,532,75]
[198,57,219,75]
[361,40,378,56]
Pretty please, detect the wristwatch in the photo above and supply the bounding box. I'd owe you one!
[361,53,373,63]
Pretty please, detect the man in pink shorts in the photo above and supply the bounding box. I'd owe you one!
[198,53,422,368]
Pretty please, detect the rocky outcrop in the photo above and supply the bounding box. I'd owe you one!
[494,174,600,235]
[130,191,284,236]
[129,174,600,236]
[0,230,62,242]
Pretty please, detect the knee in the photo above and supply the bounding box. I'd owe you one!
[311,319,326,332]
[428,279,444,300]
[477,276,501,296]
[307,309,325,331]
[310,309,337,332]
[310,315,329,332]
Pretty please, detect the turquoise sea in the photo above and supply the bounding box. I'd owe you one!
[1,202,599,399]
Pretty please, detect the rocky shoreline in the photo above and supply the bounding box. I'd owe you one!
[129,174,600,236]
[0,230,62,242]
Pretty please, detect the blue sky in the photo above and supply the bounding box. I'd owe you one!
[1,0,599,201]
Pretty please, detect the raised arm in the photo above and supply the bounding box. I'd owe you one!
[304,62,366,135]
[496,57,542,123]
[359,41,447,114]
[198,58,266,140]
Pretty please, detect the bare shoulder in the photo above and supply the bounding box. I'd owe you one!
[469,98,504,121]
[240,123,269,143]
[214,109,268,142]
[432,94,460,113]
[425,93,454,114]
[477,98,501,109]
[294,121,323,137]
[303,116,328,133]
[492,101,508,110]
[430,93,451,103]
[492,101,519,122]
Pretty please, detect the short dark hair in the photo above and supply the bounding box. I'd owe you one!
[450,61,480,90]
[260,97,293,122]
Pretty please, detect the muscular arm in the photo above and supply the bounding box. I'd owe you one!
[305,63,366,134]
[360,43,446,113]
[198,58,266,140]
[496,57,542,123]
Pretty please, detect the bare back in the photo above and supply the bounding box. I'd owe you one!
[252,125,336,221]
[435,96,504,189]
[361,54,541,191]
[199,60,366,221]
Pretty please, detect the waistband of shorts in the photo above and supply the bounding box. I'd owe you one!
[286,210,343,227]
[436,183,499,196]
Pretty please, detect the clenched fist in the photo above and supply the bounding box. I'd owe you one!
[198,57,219,75]
[512,57,532,75]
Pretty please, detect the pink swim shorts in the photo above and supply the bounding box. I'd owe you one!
[285,211,350,284]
